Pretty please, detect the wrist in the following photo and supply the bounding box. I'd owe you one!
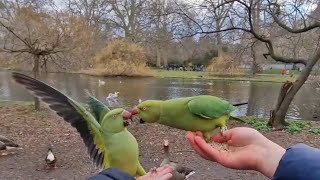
[257,140,285,178]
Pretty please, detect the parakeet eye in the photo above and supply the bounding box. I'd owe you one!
[142,107,147,111]
[112,115,116,118]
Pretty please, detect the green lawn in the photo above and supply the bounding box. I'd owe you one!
[152,69,299,83]
[262,69,300,74]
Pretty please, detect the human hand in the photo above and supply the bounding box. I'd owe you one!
[186,127,285,178]
[137,165,173,180]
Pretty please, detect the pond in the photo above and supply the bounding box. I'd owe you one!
[0,70,319,120]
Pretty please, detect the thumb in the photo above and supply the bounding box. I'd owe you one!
[212,129,233,143]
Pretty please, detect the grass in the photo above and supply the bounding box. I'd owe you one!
[0,100,34,106]
[80,65,153,77]
[153,69,299,83]
[243,116,271,132]
[243,116,320,134]
[262,69,300,75]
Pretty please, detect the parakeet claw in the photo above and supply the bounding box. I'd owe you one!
[149,167,157,174]
[220,127,228,136]
[123,121,131,127]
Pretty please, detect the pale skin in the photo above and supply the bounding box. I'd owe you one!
[186,127,286,179]
[136,165,173,180]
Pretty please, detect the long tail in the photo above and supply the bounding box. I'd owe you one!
[232,102,248,106]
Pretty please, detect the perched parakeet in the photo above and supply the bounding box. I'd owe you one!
[131,95,245,142]
[12,72,146,177]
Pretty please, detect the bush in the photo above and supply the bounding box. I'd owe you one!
[206,53,243,76]
[83,39,152,76]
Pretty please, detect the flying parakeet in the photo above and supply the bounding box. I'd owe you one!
[12,72,146,177]
[131,95,246,142]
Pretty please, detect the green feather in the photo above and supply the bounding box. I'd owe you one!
[85,90,110,123]
[12,72,146,176]
[187,95,237,119]
[12,72,108,168]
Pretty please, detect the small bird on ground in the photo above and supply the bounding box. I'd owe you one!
[160,140,195,180]
[45,147,57,168]
[0,135,19,156]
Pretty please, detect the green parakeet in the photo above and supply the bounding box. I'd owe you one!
[131,95,245,142]
[12,72,146,177]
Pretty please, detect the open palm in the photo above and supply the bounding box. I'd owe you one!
[186,127,285,178]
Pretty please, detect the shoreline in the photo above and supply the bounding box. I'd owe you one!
[1,68,304,83]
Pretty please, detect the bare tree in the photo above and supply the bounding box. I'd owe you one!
[0,4,67,110]
[200,0,235,57]
[67,0,110,30]
[146,0,178,67]
[177,0,320,128]
[250,0,262,74]
[106,0,148,41]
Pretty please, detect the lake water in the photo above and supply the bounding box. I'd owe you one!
[0,70,319,120]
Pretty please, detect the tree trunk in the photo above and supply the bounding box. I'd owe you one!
[292,49,297,70]
[216,19,223,57]
[292,64,297,70]
[156,47,161,67]
[268,81,292,129]
[268,50,320,128]
[251,45,259,75]
[251,1,261,76]
[124,27,134,42]
[162,48,168,68]
[33,55,40,110]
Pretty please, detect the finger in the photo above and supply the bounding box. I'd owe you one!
[212,129,233,143]
[194,136,224,163]
[156,165,173,175]
[195,131,203,138]
[212,133,226,143]
[157,173,173,180]
[186,132,213,160]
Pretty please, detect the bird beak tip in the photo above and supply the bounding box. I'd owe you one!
[123,111,132,120]
[131,107,139,115]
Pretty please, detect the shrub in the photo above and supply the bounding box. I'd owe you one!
[84,39,152,76]
[206,53,243,76]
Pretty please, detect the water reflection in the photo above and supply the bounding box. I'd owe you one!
[0,70,319,120]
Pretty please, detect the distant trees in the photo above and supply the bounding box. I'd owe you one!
[0,0,319,121]
[177,0,320,128]
[0,1,102,109]
[0,5,67,109]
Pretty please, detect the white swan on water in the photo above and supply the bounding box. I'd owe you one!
[98,79,106,86]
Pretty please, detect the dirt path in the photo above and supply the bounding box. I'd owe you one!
[1,103,319,180]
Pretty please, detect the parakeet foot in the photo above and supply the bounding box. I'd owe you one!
[149,167,157,174]
[220,126,228,136]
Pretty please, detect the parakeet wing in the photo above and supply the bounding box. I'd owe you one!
[187,96,237,119]
[12,72,108,168]
[85,90,110,123]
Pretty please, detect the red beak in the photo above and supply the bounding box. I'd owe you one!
[122,111,132,120]
[131,107,139,115]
